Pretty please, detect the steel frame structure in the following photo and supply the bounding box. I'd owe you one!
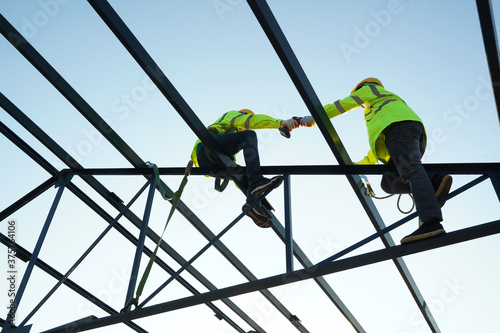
[0,0,499,332]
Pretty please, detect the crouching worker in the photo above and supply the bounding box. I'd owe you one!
[301,78,452,244]
[191,109,299,227]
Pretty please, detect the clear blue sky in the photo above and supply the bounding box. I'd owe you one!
[1,1,500,332]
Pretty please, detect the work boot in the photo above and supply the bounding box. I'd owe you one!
[435,175,453,207]
[418,175,453,227]
[249,176,283,197]
[242,203,272,228]
[401,221,446,245]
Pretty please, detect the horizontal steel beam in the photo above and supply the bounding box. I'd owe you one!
[41,218,500,332]
[64,163,500,176]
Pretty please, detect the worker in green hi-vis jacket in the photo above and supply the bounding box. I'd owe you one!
[192,109,299,228]
[301,78,453,244]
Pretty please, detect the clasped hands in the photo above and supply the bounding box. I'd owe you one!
[280,115,316,131]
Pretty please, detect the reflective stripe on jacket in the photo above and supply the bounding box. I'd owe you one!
[190,110,282,167]
[324,84,424,164]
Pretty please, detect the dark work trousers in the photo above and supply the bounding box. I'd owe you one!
[381,121,443,224]
[197,130,262,201]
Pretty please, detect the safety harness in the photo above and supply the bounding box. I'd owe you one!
[359,175,415,214]
[198,125,240,193]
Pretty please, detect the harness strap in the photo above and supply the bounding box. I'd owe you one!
[215,176,230,192]
[122,160,193,312]
[199,135,235,192]
[360,175,415,214]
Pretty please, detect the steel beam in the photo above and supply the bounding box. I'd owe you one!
[123,176,156,311]
[2,175,71,331]
[246,0,441,331]
[0,97,262,332]
[1,15,293,331]
[0,131,251,333]
[0,234,147,333]
[63,163,500,177]
[0,81,286,332]
[0,15,143,167]
[0,175,55,222]
[65,187,252,333]
[0,119,59,176]
[18,178,153,327]
[318,174,490,265]
[85,2,340,331]
[139,195,268,308]
[283,175,294,273]
[86,0,248,192]
[490,171,500,201]
[56,181,252,333]
[86,2,362,331]
[476,0,500,122]
[40,218,500,333]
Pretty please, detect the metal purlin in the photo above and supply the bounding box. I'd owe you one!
[86,1,362,331]
[0,96,261,332]
[0,10,307,332]
[246,0,440,331]
[0,8,309,331]
[0,12,300,331]
[476,0,500,123]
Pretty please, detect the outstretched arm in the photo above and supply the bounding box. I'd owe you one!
[300,85,380,126]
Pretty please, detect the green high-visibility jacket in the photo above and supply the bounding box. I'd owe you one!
[324,84,424,164]
[191,110,282,167]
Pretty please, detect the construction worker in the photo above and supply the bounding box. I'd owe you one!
[301,78,453,244]
[191,109,300,227]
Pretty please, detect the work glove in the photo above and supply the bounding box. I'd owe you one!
[301,115,316,127]
[280,118,300,131]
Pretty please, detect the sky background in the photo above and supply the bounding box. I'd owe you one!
[1,0,500,332]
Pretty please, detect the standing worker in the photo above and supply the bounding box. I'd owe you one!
[191,109,300,227]
[301,78,452,244]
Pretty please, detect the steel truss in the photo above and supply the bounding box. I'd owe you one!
[0,0,499,332]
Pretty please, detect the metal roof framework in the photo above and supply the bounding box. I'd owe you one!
[0,0,499,332]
